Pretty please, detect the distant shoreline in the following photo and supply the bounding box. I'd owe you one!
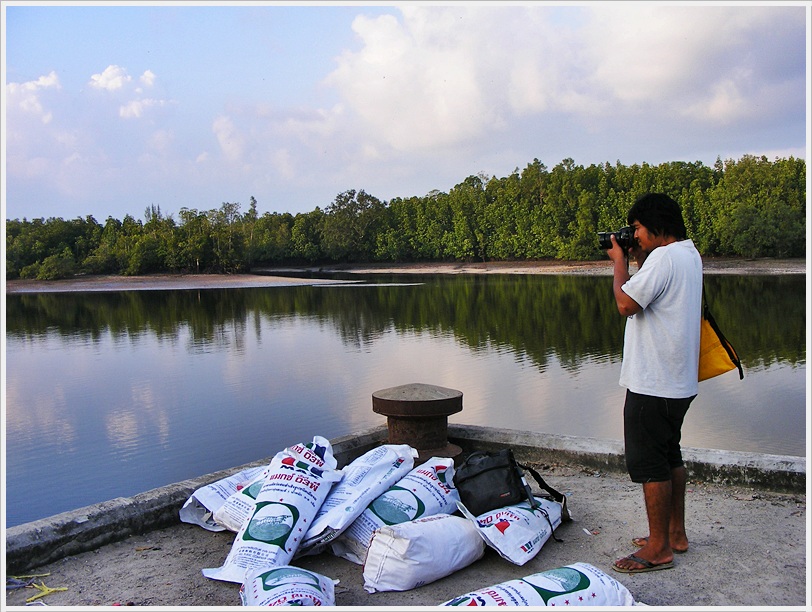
[5,257,806,294]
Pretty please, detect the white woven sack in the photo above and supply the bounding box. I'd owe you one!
[363,513,485,593]
[240,565,336,606]
[297,444,417,557]
[179,464,267,532]
[331,456,459,565]
[440,562,637,607]
[202,436,342,584]
[458,496,563,565]
[210,467,270,533]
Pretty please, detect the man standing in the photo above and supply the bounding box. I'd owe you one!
[606,193,703,574]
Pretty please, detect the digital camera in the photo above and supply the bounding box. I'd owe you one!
[597,226,634,250]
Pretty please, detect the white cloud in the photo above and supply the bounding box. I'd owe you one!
[6,71,61,124]
[325,7,508,152]
[85,66,170,119]
[212,115,245,162]
[683,77,749,125]
[148,129,173,155]
[8,70,61,95]
[119,97,169,119]
[322,6,613,153]
[322,4,805,157]
[140,69,156,88]
[579,5,804,123]
[582,5,717,103]
[89,65,132,91]
[272,148,295,180]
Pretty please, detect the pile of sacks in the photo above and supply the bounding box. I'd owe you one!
[180,435,638,606]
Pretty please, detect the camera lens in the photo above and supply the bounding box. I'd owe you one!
[597,232,613,250]
[597,226,633,250]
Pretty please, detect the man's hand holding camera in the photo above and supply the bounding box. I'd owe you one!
[600,226,643,317]
[599,225,645,269]
[606,233,630,267]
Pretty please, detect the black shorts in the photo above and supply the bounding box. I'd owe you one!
[623,390,695,483]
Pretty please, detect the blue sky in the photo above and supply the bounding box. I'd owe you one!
[2,2,809,223]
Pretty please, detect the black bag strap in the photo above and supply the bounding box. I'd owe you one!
[516,462,570,542]
[703,283,744,380]
[518,463,569,511]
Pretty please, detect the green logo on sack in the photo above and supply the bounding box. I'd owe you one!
[524,567,591,605]
[369,487,425,524]
[259,567,321,592]
[243,501,299,546]
[244,479,264,499]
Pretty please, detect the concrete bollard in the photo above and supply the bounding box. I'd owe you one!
[372,382,463,462]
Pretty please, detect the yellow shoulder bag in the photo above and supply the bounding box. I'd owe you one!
[698,285,744,382]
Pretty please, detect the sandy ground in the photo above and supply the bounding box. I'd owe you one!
[319,257,807,277]
[3,462,806,608]
[4,258,807,294]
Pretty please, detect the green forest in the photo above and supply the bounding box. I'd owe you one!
[5,154,807,280]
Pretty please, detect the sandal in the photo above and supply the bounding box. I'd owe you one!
[612,553,674,574]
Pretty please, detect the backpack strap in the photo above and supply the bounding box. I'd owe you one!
[517,462,571,542]
[518,463,568,507]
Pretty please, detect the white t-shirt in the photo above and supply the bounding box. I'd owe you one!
[618,239,703,398]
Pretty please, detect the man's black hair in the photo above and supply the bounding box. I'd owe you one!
[627,193,687,239]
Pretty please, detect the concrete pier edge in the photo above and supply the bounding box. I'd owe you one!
[5,424,805,574]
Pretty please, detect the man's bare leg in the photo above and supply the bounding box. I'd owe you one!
[614,480,674,570]
[632,466,689,553]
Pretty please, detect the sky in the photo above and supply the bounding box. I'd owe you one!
[2,2,809,223]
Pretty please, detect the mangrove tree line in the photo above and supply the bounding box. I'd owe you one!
[5,154,806,280]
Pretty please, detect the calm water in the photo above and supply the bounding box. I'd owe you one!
[4,273,806,527]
